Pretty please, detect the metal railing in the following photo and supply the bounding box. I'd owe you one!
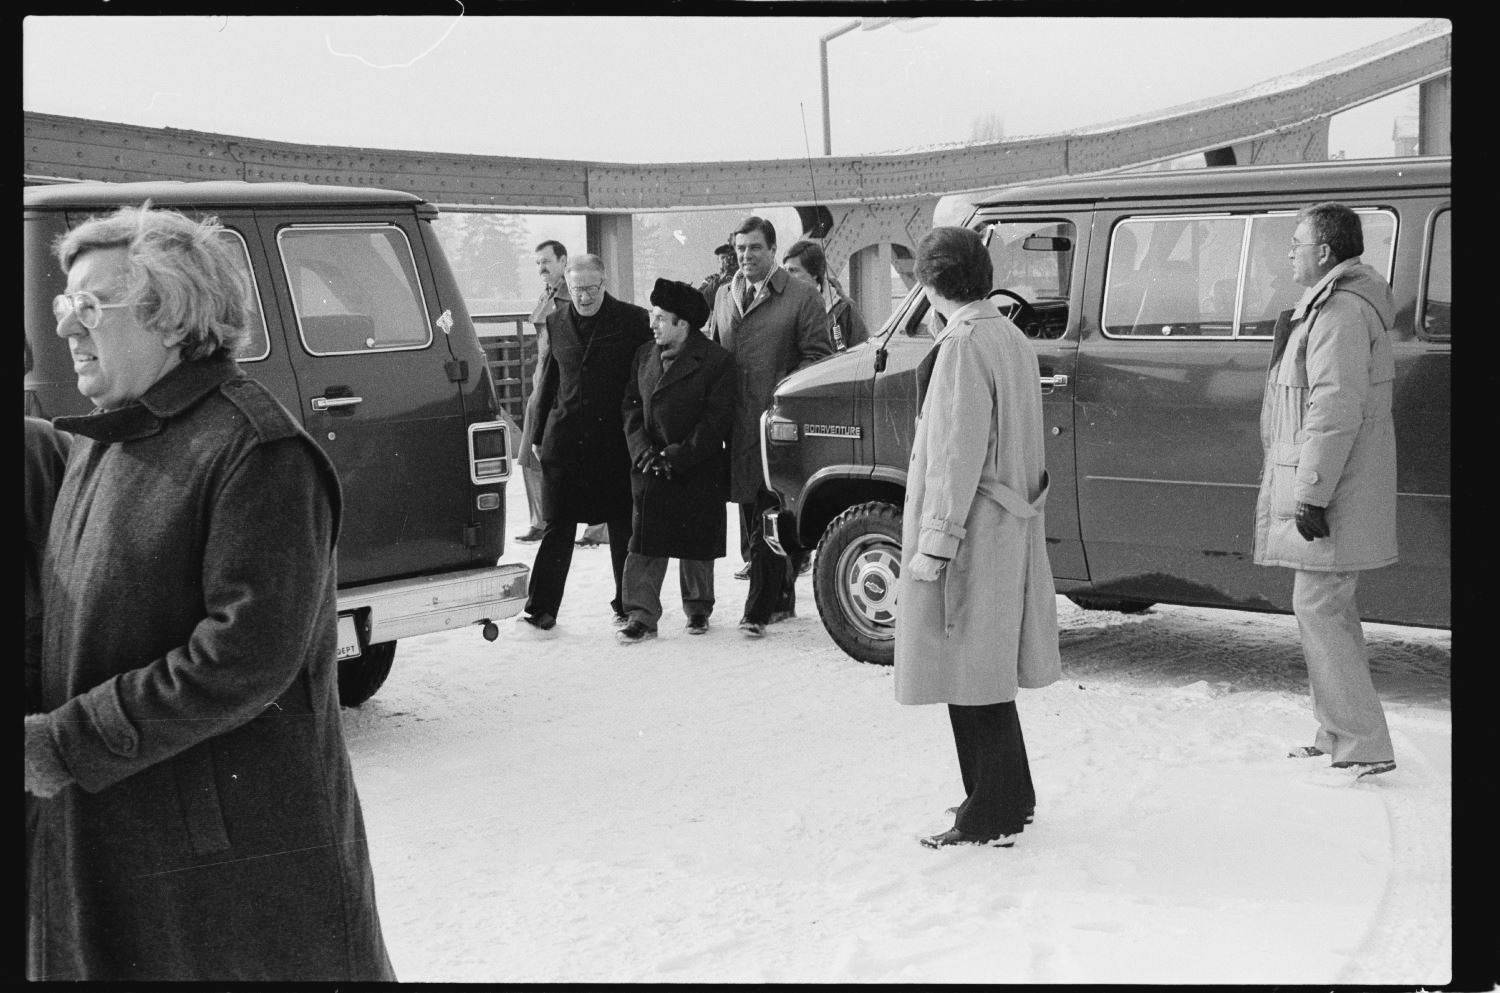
[473,313,536,425]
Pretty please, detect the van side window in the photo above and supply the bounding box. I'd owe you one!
[1423,209,1451,340]
[1239,215,1302,337]
[278,225,432,354]
[1106,209,1398,340]
[1104,216,1245,338]
[217,229,269,362]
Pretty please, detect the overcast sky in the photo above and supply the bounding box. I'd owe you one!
[23,15,1434,163]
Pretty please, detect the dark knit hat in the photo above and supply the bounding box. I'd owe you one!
[650,277,710,331]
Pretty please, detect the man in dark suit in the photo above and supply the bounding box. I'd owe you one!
[616,279,737,644]
[705,216,832,637]
[519,254,651,632]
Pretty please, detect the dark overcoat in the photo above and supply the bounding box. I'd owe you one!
[535,293,652,523]
[29,357,393,982]
[705,267,832,502]
[621,333,737,560]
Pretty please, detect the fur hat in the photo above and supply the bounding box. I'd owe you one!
[650,277,710,332]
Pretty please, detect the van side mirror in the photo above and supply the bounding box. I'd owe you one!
[874,347,887,373]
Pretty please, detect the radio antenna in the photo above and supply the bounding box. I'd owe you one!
[799,102,821,223]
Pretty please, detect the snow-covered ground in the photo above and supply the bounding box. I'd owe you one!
[340,482,1452,984]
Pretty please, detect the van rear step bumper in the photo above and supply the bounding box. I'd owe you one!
[339,563,530,645]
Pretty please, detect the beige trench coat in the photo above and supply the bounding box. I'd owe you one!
[1253,260,1398,571]
[894,300,1061,706]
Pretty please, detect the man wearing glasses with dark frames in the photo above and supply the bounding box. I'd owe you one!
[519,254,651,632]
[1254,201,1399,781]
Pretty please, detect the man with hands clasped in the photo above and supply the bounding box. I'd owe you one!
[616,279,737,643]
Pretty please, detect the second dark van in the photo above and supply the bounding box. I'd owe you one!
[25,181,529,704]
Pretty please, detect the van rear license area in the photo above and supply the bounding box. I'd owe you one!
[336,614,362,660]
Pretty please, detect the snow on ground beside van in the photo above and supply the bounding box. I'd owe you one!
[339,480,1452,985]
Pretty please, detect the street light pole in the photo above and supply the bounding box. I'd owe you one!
[819,19,860,156]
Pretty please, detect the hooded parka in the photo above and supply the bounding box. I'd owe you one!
[621,333,737,561]
[28,357,393,982]
[1253,260,1398,572]
[894,300,1061,706]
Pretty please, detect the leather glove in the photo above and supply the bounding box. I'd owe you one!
[1295,502,1330,541]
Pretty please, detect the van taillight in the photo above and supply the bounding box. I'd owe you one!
[468,421,511,486]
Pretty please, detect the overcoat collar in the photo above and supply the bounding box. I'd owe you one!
[932,297,1000,345]
[650,331,712,395]
[54,354,241,444]
[733,266,789,316]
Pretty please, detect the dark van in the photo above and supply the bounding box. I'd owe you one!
[25,181,529,704]
[762,156,1451,665]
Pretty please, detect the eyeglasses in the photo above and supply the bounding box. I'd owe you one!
[569,283,603,296]
[52,290,131,331]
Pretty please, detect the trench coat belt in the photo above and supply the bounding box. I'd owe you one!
[975,470,1050,519]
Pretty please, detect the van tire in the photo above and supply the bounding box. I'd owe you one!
[813,501,903,667]
[1065,593,1155,614]
[338,641,396,707]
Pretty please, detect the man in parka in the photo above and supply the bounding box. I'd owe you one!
[1254,202,1398,779]
[616,278,737,643]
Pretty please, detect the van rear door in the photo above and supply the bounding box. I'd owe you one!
[254,210,474,586]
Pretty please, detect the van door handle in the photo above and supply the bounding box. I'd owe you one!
[1039,374,1069,388]
[311,395,364,410]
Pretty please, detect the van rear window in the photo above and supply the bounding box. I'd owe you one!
[278,225,432,354]
[1103,210,1395,340]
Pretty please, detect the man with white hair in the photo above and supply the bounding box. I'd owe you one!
[519,254,651,632]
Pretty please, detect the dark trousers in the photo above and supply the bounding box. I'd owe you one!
[740,488,796,624]
[622,554,715,631]
[525,511,633,620]
[947,701,1036,837]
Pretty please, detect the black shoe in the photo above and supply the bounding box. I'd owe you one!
[738,619,766,638]
[1332,759,1396,778]
[516,526,545,543]
[576,536,602,548]
[518,611,556,631]
[733,564,750,581]
[796,554,812,577]
[946,805,1033,825]
[616,621,657,645]
[612,610,630,628]
[767,609,796,624]
[1287,746,1327,758]
[686,614,710,635]
[920,827,1017,849]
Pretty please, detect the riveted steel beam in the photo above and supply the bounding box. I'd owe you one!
[23,21,1449,209]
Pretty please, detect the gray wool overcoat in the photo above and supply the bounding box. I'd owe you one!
[705,266,832,502]
[28,357,394,982]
